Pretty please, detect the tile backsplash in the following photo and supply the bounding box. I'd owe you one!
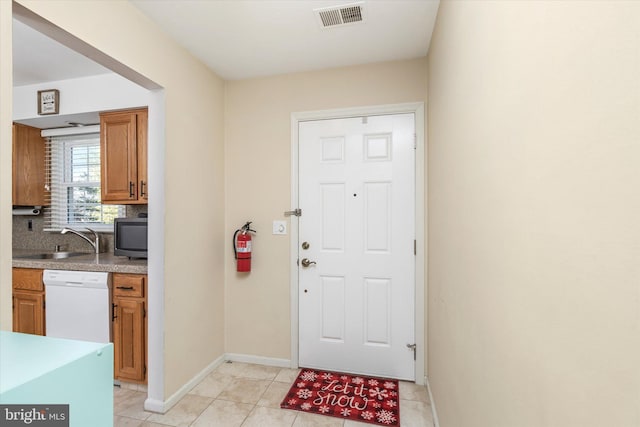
[12,205,147,253]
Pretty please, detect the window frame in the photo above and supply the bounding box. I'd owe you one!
[44,133,124,232]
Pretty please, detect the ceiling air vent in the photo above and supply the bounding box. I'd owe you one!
[314,2,366,29]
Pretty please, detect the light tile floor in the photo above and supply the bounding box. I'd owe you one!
[115,362,435,427]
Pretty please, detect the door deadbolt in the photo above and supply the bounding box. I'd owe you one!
[302,242,310,250]
[301,258,316,267]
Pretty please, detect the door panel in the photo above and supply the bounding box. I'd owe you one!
[364,277,391,345]
[364,182,391,252]
[320,276,345,341]
[320,183,345,250]
[298,113,415,380]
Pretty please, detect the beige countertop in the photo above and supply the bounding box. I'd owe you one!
[12,249,147,274]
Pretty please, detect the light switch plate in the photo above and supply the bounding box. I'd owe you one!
[273,220,287,235]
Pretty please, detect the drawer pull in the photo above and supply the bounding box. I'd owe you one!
[116,286,135,290]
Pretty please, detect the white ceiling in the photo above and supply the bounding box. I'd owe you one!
[130,0,440,80]
[13,0,438,86]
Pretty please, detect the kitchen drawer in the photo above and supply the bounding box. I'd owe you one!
[113,273,145,297]
[13,268,44,292]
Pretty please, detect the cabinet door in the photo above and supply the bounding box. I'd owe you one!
[137,110,148,202]
[100,112,138,203]
[12,123,47,206]
[113,297,145,382]
[13,291,45,336]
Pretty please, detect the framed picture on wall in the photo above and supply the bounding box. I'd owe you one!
[37,89,59,115]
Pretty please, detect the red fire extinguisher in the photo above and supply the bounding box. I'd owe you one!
[233,221,256,272]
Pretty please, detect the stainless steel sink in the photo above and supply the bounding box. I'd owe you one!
[15,252,91,260]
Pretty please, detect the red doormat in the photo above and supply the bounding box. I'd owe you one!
[280,368,400,426]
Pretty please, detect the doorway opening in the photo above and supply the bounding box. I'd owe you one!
[11,3,166,410]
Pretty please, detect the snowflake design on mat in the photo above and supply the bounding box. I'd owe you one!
[369,387,389,400]
[361,411,375,420]
[285,371,401,425]
[376,409,397,425]
[301,370,318,382]
[297,388,312,399]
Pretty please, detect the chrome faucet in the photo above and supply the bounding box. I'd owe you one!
[61,227,100,254]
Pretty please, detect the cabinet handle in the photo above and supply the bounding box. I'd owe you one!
[140,180,146,197]
[116,286,135,290]
[129,181,135,198]
[112,303,117,321]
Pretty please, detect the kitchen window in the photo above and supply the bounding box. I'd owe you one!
[44,132,124,231]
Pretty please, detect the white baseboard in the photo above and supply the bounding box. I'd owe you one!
[144,354,225,414]
[144,353,291,413]
[425,376,440,427]
[224,353,291,368]
[142,398,165,414]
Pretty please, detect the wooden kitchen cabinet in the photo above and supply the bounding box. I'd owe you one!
[100,108,148,204]
[112,273,147,383]
[12,268,45,336]
[12,123,47,206]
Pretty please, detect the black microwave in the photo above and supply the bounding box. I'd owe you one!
[114,218,148,258]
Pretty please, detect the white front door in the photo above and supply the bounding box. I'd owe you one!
[298,113,415,380]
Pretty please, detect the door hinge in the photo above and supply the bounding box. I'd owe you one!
[414,239,416,255]
[407,343,416,361]
[414,133,417,149]
[284,208,302,217]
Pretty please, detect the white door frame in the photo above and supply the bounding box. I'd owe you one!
[290,102,426,385]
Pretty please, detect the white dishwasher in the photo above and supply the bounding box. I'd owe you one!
[44,270,111,343]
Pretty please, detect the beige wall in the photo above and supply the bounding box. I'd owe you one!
[6,1,226,399]
[428,1,640,426]
[224,59,427,360]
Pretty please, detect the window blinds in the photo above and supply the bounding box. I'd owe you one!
[43,132,124,232]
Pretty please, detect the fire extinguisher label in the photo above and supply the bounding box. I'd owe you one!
[237,241,252,252]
